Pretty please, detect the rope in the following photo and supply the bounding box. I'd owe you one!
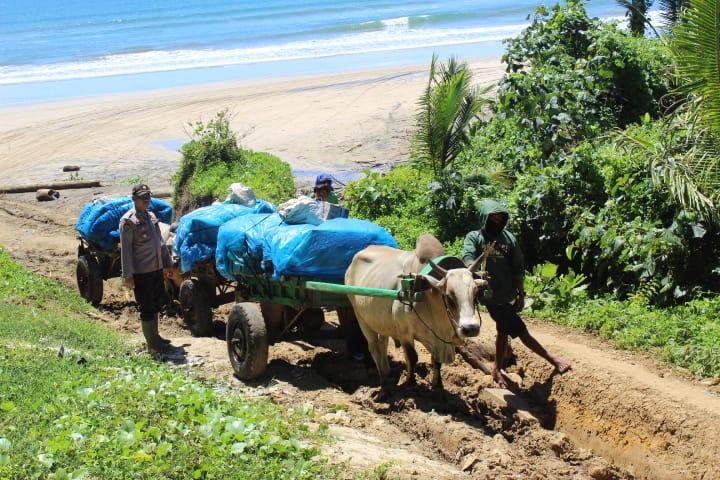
[401,292,459,346]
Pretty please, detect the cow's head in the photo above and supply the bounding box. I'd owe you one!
[423,259,488,339]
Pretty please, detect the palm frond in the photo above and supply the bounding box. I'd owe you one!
[411,55,488,175]
[658,0,687,25]
[672,0,720,139]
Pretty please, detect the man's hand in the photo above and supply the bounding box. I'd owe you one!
[513,292,525,312]
[124,277,134,289]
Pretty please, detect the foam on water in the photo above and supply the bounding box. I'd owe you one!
[0,22,526,85]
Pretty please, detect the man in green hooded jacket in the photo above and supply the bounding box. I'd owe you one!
[463,200,571,388]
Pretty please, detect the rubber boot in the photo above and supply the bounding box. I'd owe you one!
[154,313,172,344]
[141,319,165,357]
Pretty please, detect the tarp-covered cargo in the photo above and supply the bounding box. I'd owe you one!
[263,218,397,280]
[75,196,173,251]
[175,200,274,272]
[215,213,283,280]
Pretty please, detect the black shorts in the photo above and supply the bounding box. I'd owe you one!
[486,303,528,338]
[133,270,166,321]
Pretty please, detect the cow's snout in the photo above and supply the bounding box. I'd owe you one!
[460,323,480,337]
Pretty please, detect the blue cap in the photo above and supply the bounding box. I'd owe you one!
[314,173,334,191]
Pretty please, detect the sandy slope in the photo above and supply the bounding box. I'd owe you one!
[0,60,504,188]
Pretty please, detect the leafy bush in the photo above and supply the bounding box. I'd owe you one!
[467,1,671,171]
[172,111,295,216]
[345,165,436,249]
[188,150,295,206]
[509,143,607,267]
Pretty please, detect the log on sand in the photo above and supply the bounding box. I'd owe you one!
[0,181,101,194]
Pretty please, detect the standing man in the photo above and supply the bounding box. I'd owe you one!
[463,200,571,388]
[120,184,172,356]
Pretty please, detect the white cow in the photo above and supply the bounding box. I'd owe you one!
[345,235,488,398]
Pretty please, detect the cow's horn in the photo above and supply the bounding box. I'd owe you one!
[468,254,484,273]
[427,259,448,277]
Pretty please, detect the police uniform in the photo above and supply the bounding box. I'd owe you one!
[120,184,172,351]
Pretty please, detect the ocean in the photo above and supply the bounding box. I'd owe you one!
[0,1,627,105]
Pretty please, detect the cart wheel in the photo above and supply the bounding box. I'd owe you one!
[76,254,103,306]
[179,279,214,337]
[299,308,324,331]
[227,303,268,380]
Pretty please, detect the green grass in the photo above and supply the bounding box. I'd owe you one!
[530,295,720,378]
[0,247,342,479]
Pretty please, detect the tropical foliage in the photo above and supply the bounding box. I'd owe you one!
[172,111,295,217]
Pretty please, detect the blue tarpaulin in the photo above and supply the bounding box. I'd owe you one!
[75,196,173,251]
[263,218,397,280]
[215,213,283,280]
[175,200,274,272]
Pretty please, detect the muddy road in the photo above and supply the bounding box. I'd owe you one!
[2,188,720,480]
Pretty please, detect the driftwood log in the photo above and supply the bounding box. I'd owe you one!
[0,180,101,194]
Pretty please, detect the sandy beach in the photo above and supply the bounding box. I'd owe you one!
[0,59,503,189]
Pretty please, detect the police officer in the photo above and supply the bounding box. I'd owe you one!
[120,184,172,356]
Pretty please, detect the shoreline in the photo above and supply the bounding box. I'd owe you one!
[0,58,504,188]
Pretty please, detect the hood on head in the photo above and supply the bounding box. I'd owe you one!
[477,199,509,236]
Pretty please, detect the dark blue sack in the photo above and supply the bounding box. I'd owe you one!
[75,196,173,251]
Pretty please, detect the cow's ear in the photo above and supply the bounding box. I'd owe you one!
[422,275,446,291]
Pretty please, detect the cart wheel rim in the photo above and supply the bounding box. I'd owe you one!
[230,323,247,363]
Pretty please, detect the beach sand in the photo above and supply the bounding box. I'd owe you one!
[0,59,503,189]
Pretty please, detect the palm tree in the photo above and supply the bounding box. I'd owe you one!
[617,0,654,36]
[659,0,688,25]
[412,55,490,176]
[652,0,720,219]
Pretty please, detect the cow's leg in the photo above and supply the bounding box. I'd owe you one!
[430,358,444,391]
[400,342,418,388]
[357,320,393,400]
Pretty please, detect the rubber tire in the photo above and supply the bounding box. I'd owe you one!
[227,303,269,380]
[76,254,103,306]
[299,308,324,331]
[179,279,214,337]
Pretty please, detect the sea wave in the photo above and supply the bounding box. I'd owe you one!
[0,23,525,85]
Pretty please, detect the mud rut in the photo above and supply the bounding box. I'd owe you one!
[1,192,719,480]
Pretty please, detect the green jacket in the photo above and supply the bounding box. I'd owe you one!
[310,191,340,205]
[462,200,524,305]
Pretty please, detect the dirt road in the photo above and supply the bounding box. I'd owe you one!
[2,187,719,480]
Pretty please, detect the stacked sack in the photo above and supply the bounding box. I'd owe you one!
[175,200,275,273]
[75,196,173,251]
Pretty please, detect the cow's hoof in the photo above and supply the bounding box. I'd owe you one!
[399,374,416,389]
[371,387,392,402]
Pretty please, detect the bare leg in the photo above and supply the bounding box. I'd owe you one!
[400,343,418,387]
[493,333,510,388]
[430,359,444,391]
[518,331,571,373]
